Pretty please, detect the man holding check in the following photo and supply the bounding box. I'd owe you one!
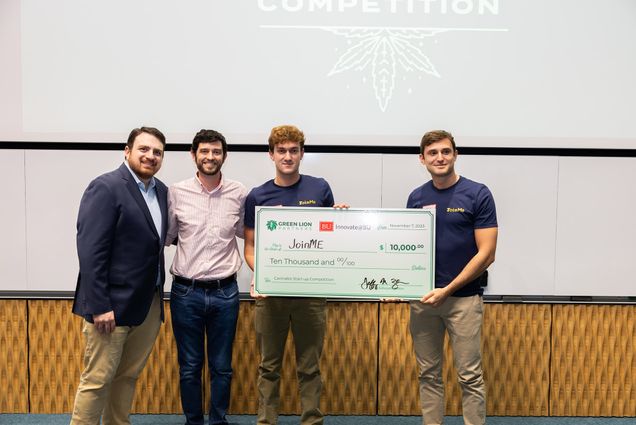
[407,130,498,425]
[244,124,346,425]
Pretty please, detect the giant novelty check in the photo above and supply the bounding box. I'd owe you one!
[254,207,435,299]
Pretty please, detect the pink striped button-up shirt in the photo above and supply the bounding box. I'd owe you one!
[166,174,247,280]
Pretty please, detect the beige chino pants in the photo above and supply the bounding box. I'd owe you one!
[409,295,486,425]
[70,292,161,425]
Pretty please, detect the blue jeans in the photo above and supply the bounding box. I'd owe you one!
[170,279,240,425]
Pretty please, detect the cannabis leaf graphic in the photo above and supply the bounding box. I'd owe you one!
[325,28,443,112]
[266,220,277,231]
[261,24,507,112]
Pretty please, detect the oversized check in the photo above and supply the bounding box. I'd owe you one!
[254,206,435,299]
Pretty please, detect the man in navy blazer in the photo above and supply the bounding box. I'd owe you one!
[70,127,168,425]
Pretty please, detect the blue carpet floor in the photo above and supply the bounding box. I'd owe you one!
[1,415,635,424]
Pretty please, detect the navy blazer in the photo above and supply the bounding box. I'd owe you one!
[72,163,168,326]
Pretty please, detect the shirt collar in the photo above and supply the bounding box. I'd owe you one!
[124,160,156,192]
[195,172,223,194]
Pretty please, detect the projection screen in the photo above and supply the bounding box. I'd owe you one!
[1,0,635,148]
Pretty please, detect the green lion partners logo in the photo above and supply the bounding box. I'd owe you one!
[265,220,313,231]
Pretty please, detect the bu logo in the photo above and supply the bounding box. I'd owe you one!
[319,221,334,232]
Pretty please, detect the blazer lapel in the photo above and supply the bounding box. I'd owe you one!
[157,182,168,245]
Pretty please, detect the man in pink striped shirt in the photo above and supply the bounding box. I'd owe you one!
[166,129,247,425]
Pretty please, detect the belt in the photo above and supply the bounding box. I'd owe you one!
[173,273,236,289]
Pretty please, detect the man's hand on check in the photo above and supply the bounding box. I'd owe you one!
[250,275,267,299]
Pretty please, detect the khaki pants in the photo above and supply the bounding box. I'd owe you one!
[70,292,161,425]
[254,297,326,425]
[409,295,486,425]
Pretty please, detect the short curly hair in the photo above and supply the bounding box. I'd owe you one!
[191,129,227,156]
[268,125,305,152]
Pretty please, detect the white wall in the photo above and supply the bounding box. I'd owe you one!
[0,150,27,289]
[2,148,635,296]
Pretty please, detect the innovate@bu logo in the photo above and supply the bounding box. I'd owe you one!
[266,220,278,231]
[320,221,334,231]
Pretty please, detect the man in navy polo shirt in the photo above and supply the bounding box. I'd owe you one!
[407,130,498,425]
[244,125,340,425]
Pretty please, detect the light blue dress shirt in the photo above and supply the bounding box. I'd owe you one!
[124,161,163,287]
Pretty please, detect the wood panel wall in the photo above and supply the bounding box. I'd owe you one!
[551,305,635,416]
[1,300,634,416]
[0,300,28,412]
